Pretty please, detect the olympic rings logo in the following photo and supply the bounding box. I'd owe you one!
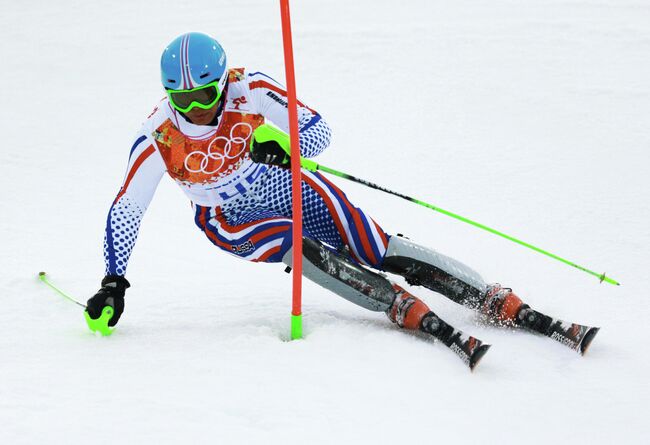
[184,122,253,175]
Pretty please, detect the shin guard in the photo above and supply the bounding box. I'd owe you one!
[282,237,395,312]
[381,235,488,308]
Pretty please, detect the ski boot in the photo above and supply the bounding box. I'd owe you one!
[481,284,600,355]
[388,284,491,370]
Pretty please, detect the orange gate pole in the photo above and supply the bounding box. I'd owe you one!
[279,0,303,339]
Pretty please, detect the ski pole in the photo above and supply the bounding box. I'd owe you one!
[38,272,115,335]
[298,159,620,286]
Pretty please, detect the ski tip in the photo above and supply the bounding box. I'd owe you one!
[469,344,491,372]
[579,327,600,355]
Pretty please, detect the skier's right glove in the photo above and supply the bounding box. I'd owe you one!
[250,124,291,166]
[86,275,130,327]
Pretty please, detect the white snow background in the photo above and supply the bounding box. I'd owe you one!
[1,0,649,443]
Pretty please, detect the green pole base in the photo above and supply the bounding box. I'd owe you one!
[291,314,303,340]
[84,306,114,336]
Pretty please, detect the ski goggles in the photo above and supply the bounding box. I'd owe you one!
[167,79,224,113]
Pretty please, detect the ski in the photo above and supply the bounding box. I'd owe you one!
[517,307,600,355]
[420,312,491,371]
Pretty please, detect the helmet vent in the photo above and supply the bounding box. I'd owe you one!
[199,72,211,79]
[167,79,176,84]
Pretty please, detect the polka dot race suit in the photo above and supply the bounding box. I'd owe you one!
[105,68,389,276]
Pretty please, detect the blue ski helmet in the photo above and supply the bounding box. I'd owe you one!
[160,32,227,91]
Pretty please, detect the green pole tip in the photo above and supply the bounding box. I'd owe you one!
[84,306,114,336]
[291,314,303,340]
[599,273,621,286]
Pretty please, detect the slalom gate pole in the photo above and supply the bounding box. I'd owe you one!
[298,159,620,286]
[279,0,303,339]
[38,272,115,336]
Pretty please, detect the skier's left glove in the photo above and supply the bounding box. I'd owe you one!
[250,124,291,166]
[86,275,130,327]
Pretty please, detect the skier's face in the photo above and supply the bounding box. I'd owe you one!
[185,102,219,126]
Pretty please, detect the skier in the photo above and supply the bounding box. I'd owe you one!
[86,32,598,369]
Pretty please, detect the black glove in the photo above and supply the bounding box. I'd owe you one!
[250,138,290,166]
[86,275,130,327]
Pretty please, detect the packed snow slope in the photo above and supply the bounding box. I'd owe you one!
[1,0,648,443]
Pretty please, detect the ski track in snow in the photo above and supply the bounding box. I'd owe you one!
[1,0,648,443]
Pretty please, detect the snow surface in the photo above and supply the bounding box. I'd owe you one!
[1,0,649,443]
